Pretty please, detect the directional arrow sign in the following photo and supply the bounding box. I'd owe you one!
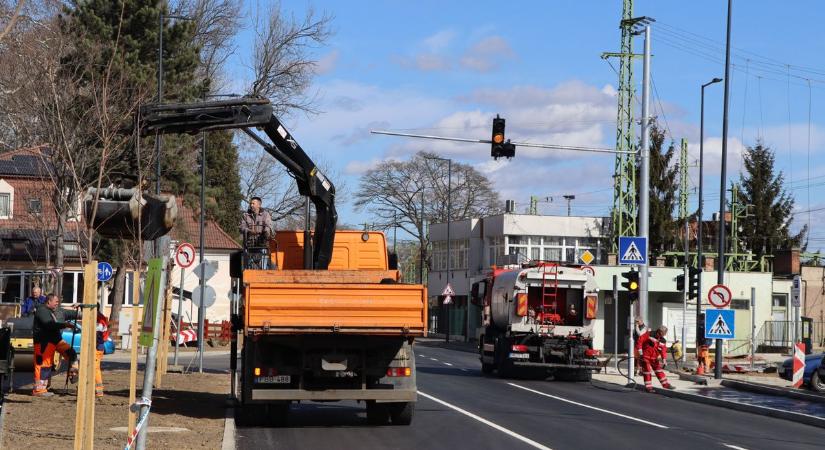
[194,260,218,282]
[97,261,113,282]
[192,285,216,308]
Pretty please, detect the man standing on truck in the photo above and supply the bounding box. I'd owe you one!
[240,196,273,247]
[32,294,78,397]
[636,325,674,392]
[21,286,47,317]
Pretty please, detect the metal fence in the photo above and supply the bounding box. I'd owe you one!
[755,320,825,352]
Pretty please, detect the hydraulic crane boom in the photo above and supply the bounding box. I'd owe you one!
[137,97,338,269]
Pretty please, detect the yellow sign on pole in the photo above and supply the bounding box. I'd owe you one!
[139,259,163,347]
[580,249,595,265]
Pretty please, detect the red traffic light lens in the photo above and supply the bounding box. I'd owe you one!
[493,133,504,144]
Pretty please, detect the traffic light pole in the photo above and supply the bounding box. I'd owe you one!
[638,24,652,327]
[716,0,733,380]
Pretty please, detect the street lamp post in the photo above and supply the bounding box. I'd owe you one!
[426,156,452,343]
[697,77,722,356]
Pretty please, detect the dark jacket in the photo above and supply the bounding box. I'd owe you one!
[33,303,78,345]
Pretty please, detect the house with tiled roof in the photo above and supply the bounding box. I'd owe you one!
[0,146,87,311]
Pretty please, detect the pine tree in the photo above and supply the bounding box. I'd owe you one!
[205,130,243,239]
[738,141,805,258]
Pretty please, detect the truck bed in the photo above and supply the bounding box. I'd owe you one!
[243,270,427,336]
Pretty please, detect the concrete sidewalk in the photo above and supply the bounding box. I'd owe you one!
[594,366,825,429]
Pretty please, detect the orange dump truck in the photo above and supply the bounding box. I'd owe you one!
[233,230,427,426]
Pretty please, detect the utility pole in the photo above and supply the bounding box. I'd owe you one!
[716,0,733,380]
[680,138,689,364]
[638,23,652,326]
[563,195,575,216]
[197,131,206,374]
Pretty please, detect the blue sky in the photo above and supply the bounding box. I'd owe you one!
[225,1,825,247]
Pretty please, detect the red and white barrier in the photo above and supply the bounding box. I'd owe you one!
[792,342,805,388]
[172,329,197,345]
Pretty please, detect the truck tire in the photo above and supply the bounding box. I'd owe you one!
[388,402,415,425]
[235,404,265,427]
[267,402,290,427]
[481,362,495,375]
[366,401,390,425]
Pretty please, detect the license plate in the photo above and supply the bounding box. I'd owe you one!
[509,353,530,359]
[255,375,291,384]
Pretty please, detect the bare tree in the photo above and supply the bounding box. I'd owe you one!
[249,1,332,116]
[354,151,502,271]
[0,0,25,44]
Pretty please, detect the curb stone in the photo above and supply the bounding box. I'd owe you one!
[221,407,236,450]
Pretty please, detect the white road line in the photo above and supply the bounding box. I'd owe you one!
[460,368,469,372]
[723,445,749,450]
[418,391,553,450]
[507,383,668,429]
[418,354,425,357]
[430,358,439,361]
[444,362,453,366]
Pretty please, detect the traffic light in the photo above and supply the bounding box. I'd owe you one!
[675,273,685,291]
[621,269,640,302]
[491,115,515,159]
[688,266,701,300]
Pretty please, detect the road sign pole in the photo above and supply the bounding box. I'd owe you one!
[682,265,687,365]
[627,296,635,385]
[750,287,756,370]
[173,266,184,367]
[613,275,618,371]
[638,24,652,327]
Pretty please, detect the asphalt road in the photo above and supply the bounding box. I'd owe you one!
[235,343,825,450]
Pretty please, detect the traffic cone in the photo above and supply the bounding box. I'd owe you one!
[696,362,704,375]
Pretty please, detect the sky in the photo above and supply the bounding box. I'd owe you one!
[224,0,825,248]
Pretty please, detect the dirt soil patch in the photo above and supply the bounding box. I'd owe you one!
[2,367,229,449]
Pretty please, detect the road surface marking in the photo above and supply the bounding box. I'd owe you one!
[418,354,425,357]
[723,445,748,450]
[460,368,468,372]
[444,362,453,366]
[418,391,553,450]
[430,358,439,361]
[507,383,668,429]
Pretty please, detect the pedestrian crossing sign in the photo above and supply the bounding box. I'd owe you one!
[618,236,647,265]
[705,309,735,340]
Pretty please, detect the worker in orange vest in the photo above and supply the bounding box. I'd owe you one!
[95,306,110,397]
[635,325,674,392]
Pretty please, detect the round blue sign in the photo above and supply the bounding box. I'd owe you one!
[97,261,114,282]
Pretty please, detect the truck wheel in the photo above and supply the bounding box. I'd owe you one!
[481,362,495,375]
[267,403,290,427]
[388,402,415,425]
[235,404,265,427]
[366,401,390,425]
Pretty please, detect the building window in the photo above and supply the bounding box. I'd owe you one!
[432,239,469,271]
[731,299,750,310]
[0,193,10,218]
[488,236,504,266]
[772,294,787,308]
[27,197,42,214]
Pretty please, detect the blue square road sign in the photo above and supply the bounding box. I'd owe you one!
[705,309,735,340]
[618,236,647,265]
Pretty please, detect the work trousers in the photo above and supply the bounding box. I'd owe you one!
[641,358,671,391]
[95,349,104,396]
[33,341,74,394]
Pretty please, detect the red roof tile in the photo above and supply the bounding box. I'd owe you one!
[171,198,240,250]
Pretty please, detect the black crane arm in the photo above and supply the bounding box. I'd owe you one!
[138,97,338,269]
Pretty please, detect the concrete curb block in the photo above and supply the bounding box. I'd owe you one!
[221,408,235,450]
[721,379,825,405]
[648,385,825,430]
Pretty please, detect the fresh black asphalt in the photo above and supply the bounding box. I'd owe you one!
[234,343,825,450]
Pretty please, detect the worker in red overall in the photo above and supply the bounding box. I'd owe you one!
[635,325,674,392]
[95,307,110,397]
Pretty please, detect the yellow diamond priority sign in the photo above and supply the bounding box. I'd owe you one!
[580,250,595,265]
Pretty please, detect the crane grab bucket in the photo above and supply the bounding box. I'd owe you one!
[83,188,177,240]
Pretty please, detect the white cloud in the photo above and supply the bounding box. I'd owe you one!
[423,30,456,52]
[459,36,516,73]
[344,158,384,175]
[315,50,340,75]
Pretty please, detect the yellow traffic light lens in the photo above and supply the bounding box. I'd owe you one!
[629,281,638,290]
[493,133,504,144]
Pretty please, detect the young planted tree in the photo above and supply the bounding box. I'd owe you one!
[354,151,502,276]
[646,122,679,256]
[737,141,806,258]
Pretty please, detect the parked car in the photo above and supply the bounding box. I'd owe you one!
[779,352,824,392]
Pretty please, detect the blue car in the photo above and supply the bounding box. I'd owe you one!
[61,322,115,356]
[779,352,824,392]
